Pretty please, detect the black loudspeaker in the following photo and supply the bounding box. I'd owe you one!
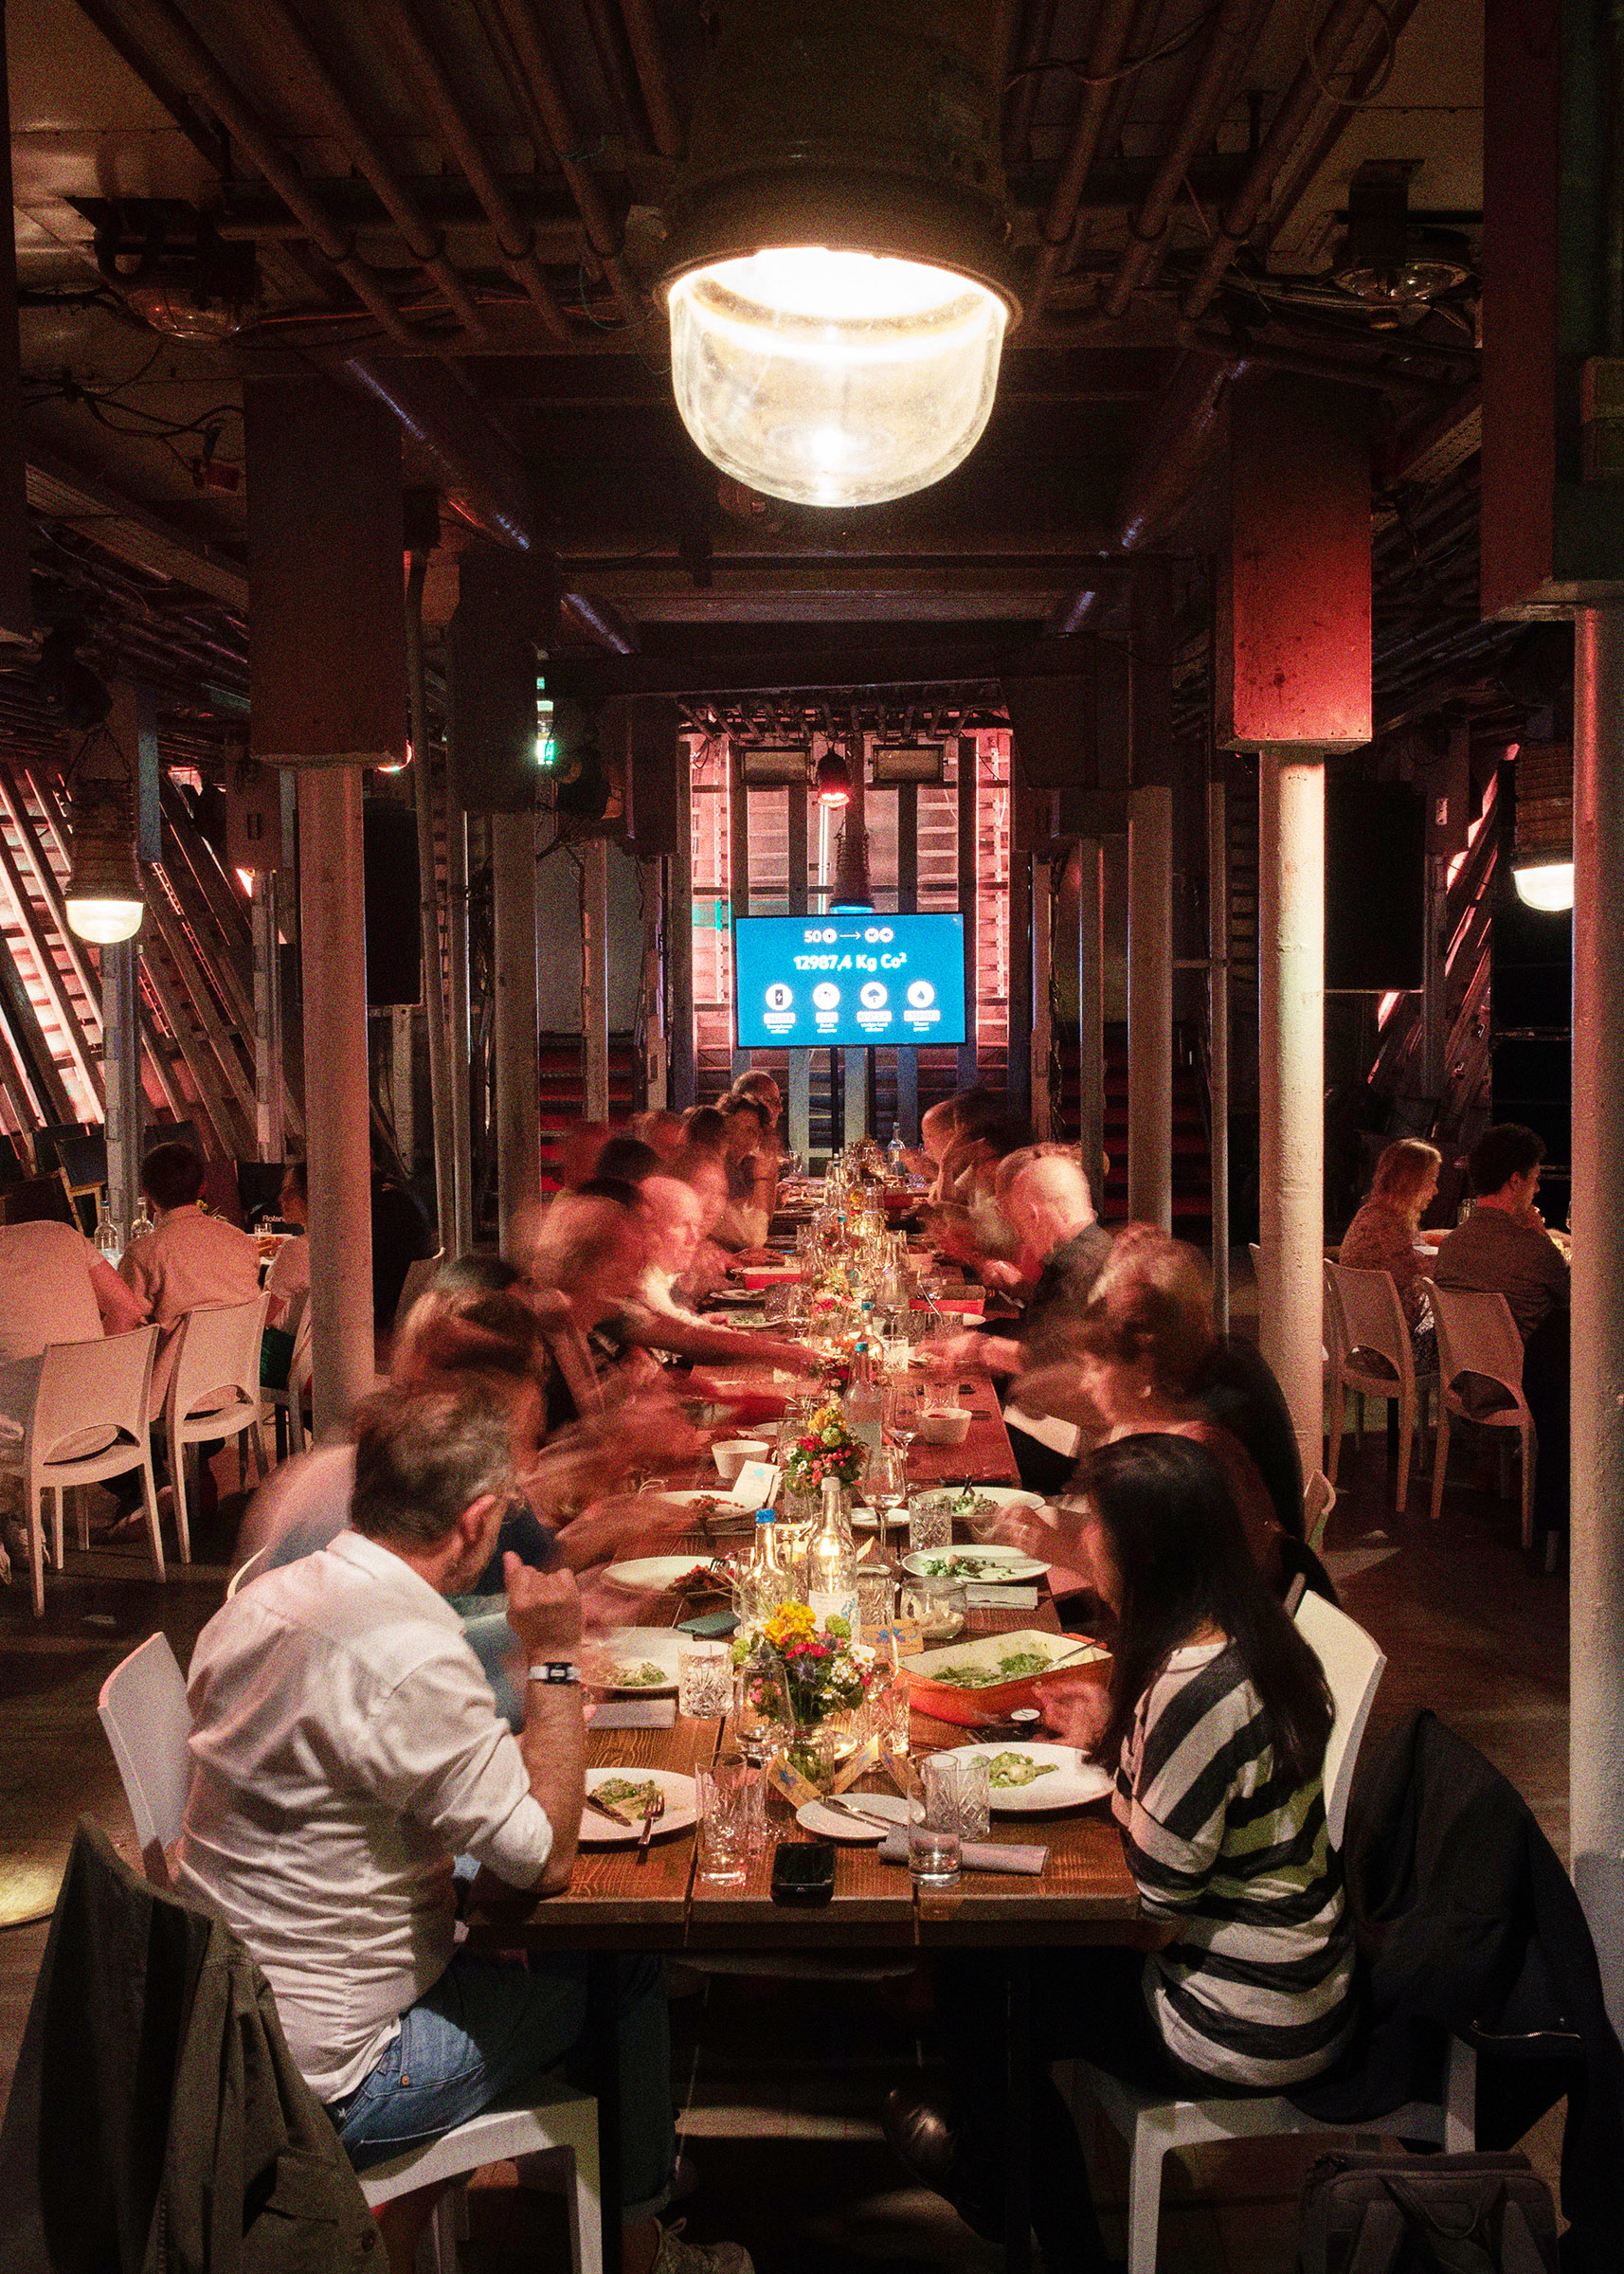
[1325,783,1425,992]
[623,695,682,852]
[363,800,422,1007]
[1001,671,1096,790]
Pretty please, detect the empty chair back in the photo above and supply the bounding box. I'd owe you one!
[97,1632,192,1880]
[1293,1591,1386,1849]
[1431,1283,1525,1401]
[226,1543,268,1598]
[169,1293,270,1426]
[30,1326,158,1464]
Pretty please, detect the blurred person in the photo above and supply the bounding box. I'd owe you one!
[716,1095,779,1253]
[556,1118,612,1192]
[263,1157,309,1326]
[728,1070,783,1132]
[633,1176,811,1374]
[370,1167,437,1330]
[595,1135,661,1187]
[630,1109,685,1164]
[888,1435,1351,2274]
[1435,1122,1569,1540]
[677,1105,729,1161]
[178,1388,749,2274]
[1339,1137,1442,1352]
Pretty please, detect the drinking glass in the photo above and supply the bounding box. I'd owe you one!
[908,1758,962,1888]
[887,1380,921,1464]
[867,1628,911,1746]
[869,1444,909,1539]
[855,1567,895,1637]
[908,1491,953,1556]
[677,1638,733,1719]
[898,1574,966,1642]
[695,1759,753,1887]
[930,1750,990,1840]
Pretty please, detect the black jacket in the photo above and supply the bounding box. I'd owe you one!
[0,1818,379,2273]
[1291,1710,1624,2270]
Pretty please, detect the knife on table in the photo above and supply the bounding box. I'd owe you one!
[819,1794,900,1833]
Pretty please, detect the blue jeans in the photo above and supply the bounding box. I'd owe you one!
[324,1949,675,2213]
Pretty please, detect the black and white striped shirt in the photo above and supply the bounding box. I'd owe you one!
[1112,1639,1356,2090]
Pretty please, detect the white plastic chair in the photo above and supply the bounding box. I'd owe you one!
[264,1290,313,1458]
[393,1249,444,1333]
[0,1326,162,1615]
[226,1542,268,1598]
[1325,1263,1434,1513]
[1303,1470,1337,1556]
[1293,1588,1386,1851]
[163,1294,271,1561]
[1066,1596,1475,2274]
[1429,1284,1537,1547]
[359,2097,603,2274]
[97,1630,191,1885]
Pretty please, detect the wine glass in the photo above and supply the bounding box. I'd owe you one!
[887,1380,920,1471]
[869,1442,910,1541]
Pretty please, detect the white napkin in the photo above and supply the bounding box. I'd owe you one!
[587,1699,677,1731]
[1003,1403,1083,1460]
[965,1582,1039,1609]
[876,1831,1048,1876]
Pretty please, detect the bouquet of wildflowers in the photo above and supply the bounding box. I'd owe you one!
[732,1600,873,1731]
[782,1401,865,1494]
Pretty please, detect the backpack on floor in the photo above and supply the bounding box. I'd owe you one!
[1297,2151,1560,2274]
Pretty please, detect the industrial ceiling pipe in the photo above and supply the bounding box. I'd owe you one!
[342,355,534,551]
[1026,0,1140,324]
[105,0,419,347]
[354,0,570,340]
[616,0,683,159]
[1255,0,1428,253]
[233,0,486,337]
[483,0,645,326]
[1181,0,1396,319]
[1101,0,1277,318]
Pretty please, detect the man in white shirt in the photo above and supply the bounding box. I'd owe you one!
[176,1384,749,2274]
[119,1141,261,1407]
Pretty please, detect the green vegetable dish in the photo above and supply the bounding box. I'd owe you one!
[593,1777,665,1817]
[916,1553,999,1580]
[612,1661,668,1688]
[983,1751,1058,1791]
[932,1650,1053,1689]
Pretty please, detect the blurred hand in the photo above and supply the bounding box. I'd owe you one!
[992,1506,1065,1561]
[1007,1361,1101,1427]
[551,1491,688,1572]
[979,1259,1025,1293]
[1037,1678,1111,1753]
[504,1559,583,1655]
[923,1331,982,1374]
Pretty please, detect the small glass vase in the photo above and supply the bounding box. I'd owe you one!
[786,1711,861,1793]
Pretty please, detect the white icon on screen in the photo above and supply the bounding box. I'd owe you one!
[859,981,888,1009]
[765,983,793,1012]
[906,979,936,1009]
[812,983,840,1010]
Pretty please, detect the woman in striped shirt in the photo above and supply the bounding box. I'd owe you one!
[886,1433,1355,2274]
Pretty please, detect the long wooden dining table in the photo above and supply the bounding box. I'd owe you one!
[467,1360,1146,2274]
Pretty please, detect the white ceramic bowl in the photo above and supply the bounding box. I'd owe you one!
[712,1437,769,1483]
[917,1406,972,1447]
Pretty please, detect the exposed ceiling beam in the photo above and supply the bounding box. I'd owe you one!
[539,632,1122,700]
[25,446,247,609]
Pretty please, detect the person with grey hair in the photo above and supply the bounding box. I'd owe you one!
[176,1385,751,2274]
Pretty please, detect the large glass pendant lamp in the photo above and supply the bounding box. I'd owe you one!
[1510,741,1575,913]
[65,730,145,944]
[659,1,1018,511]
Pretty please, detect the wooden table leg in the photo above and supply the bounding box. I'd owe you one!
[587,1952,624,2274]
[1003,1950,1032,2274]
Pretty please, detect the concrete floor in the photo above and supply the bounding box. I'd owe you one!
[0,1405,1573,2270]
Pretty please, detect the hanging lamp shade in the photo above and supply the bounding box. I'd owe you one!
[659,1,1018,510]
[1511,741,1574,912]
[815,749,853,806]
[65,743,144,943]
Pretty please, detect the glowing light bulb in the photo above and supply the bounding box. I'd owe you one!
[1511,859,1574,912]
[65,894,144,944]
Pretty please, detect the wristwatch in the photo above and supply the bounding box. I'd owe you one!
[527,1661,582,1686]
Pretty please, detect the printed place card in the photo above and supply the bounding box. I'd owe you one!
[729,1459,781,1507]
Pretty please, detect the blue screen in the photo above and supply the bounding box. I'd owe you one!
[732,912,967,1050]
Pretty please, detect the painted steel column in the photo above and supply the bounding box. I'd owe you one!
[895,781,919,1144]
[408,596,453,1232]
[1031,857,1053,1139]
[1571,603,1624,2032]
[786,784,811,1163]
[669,738,695,1110]
[492,808,540,1255]
[1207,777,1231,1332]
[1421,854,1448,1100]
[1256,754,1325,1473]
[957,737,979,1089]
[298,767,375,1431]
[390,1006,414,1168]
[1076,838,1105,1201]
[1008,849,1033,1123]
[250,871,286,1163]
[582,836,610,1122]
[1128,785,1173,1228]
[445,801,473,1252]
[100,939,142,1245]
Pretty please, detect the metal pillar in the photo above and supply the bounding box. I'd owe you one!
[298,767,376,1432]
[583,836,610,1122]
[957,737,978,1089]
[390,1005,415,1168]
[492,808,540,1254]
[1008,848,1033,1123]
[1421,853,1449,1101]
[1571,603,1624,2031]
[895,781,919,1144]
[250,870,286,1163]
[1076,838,1105,1202]
[1031,857,1053,1139]
[100,939,141,1244]
[1128,785,1173,1229]
[1256,754,1325,1474]
[786,784,811,1162]
[408,567,454,1235]
[445,799,473,1252]
[669,737,695,1110]
[1207,777,1231,1332]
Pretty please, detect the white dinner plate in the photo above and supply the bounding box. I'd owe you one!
[658,1489,756,1514]
[939,1742,1113,1813]
[603,1555,731,1595]
[795,1790,911,1843]
[851,1504,905,1531]
[902,1545,1051,1585]
[591,1629,683,1695]
[967,1487,1049,1515]
[580,1767,698,1843]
